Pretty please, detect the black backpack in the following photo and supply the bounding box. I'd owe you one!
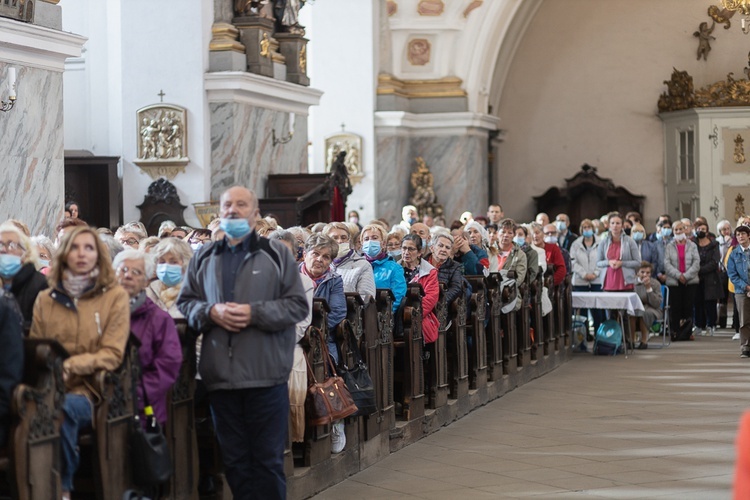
[672,318,694,341]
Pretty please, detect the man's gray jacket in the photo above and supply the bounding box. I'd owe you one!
[177,231,309,391]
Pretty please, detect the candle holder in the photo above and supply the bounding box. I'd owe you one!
[0,95,16,112]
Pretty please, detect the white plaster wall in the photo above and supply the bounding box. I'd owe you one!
[62,0,212,229]
[495,0,750,226]
[304,0,378,222]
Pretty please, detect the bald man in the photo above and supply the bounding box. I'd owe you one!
[178,186,308,500]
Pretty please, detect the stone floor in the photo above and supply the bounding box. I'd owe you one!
[314,330,746,499]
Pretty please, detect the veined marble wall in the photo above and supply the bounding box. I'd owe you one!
[376,134,488,224]
[210,102,309,200]
[0,66,64,236]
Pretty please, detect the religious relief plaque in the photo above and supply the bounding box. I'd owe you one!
[325,132,363,185]
[134,103,189,181]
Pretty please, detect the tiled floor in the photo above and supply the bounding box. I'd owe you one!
[314,331,746,499]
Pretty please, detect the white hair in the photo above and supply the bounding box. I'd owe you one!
[717,219,731,234]
[151,237,193,269]
[112,249,155,279]
[464,220,489,247]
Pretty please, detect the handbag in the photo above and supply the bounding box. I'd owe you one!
[128,347,173,489]
[338,321,377,417]
[305,326,358,426]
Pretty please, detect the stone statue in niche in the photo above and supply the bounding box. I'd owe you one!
[325,131,363,185]
[407,38,431,66]
[410,157,444,219]
[273,0,306,34]
[693,21,715,61]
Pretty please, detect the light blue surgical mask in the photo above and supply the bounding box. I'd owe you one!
[0,254,22,279]
[632,231,645,242]
[555,221,567,232]
[421,238,429,249]
[408,217,417,225]
[661,228,672,237]
[362,240,382,258]
[190,242,203,252]
[39,259,50,268]
[220,218,251,239]
[388,250,402,260]
[156,263,183,287]
[582,230,594,238]
[513,236,526,247]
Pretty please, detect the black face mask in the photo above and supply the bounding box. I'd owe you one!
[624,227,631,236]
[696,231,707,239]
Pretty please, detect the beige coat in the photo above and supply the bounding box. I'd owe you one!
[30,283,130,403]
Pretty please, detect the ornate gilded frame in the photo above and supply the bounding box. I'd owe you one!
[134,103,189,180]
[324,132,363,185]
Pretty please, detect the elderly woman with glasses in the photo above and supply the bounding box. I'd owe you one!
[400,234,439,343]
[113,249,182,427]
[323,222,376,301]
[115,221,148,250]
[146,237,193,319]
[29,226,130,499]
[0,223,48,331]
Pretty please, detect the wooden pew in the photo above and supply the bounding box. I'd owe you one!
[530,274,544,361]
[542,273,555,356]
[75,338,139,498]
[0,339,67,500]
[516,281,532,367]
[446,284,469,401]
[394,284,425,421]
[302,299,332,466]
[425,286,449,408]
[562,274,573,348]
[358,295,389,440]
[484,274,505,381]
[165,320,199,499]
[500,278,518,375]
[465,276,488,390]
[373,289,395,430]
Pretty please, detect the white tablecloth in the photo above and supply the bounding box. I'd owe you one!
[572,291,645,316]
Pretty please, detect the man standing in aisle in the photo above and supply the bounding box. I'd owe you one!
[178,186,308,499]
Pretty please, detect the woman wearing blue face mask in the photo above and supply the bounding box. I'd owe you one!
[31,235,56,276]
[361,224,406,312]
[146,237,193,319]
[570,219,605,343]
[0,223,48,332]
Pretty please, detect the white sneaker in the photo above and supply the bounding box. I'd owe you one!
[331,421,346,454]
[733,333,741,341]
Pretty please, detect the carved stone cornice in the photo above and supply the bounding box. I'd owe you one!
[0,17,85,72]
[209,22,245,53]
[377,74,466,99]
[658,67,750,112]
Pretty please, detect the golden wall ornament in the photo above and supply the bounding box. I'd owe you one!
[387,0,398,16]
[134,103,189,181]
[325,131,363,185]
[735,134,746,163]
[708,4,736,29]
[410,157,444,219]
[299,43,306,74]
[736,193,746,221]
[407,39,431,66]
[658,67,750,112]
[209,23,245,52]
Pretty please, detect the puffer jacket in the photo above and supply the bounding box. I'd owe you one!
[30,281,130,403]
[570,236,602,286]
[7,262,48,331]
[431,257,464,305]
[332,251,376,301]
[404,259,439,343]
[130,297,183,426]
[370,256,407,312]
[663,240,700,286]
[177,232,308,391]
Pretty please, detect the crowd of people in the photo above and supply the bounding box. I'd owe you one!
[1,192,749,499]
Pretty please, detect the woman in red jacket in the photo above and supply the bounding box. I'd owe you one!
[400,234,439,343]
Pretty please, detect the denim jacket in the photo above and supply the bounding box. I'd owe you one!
[727,245,750,295]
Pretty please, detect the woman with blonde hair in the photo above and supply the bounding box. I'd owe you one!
[361,223,406,312]
[30,226,130,499]
[324,222,376,300]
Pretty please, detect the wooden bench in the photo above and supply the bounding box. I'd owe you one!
[425,286,449,409]
[446,284,469,401]
[465,276,488,390]
[484,274,505,381]
[393,284,425,422]
[500,278,518,375]
[0,339,67,500]
[372,290,395,432]
[516,280,532,367]
[302,299,332,466]
[530,274,545,361]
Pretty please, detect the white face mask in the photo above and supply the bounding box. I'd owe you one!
[674,233,687,241]
[336,242,350,258]
[543,235,557,244]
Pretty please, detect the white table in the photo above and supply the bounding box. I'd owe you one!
[571,292,645,356]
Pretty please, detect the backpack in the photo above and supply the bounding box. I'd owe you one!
[594,319,624,356]
[672,318,694,341]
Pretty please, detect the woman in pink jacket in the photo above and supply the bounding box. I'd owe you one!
[400,234,439,343]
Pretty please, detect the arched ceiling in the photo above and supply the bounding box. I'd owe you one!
[383,0,543,115]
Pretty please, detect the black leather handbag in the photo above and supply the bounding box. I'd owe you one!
[129,350,173,489]
[338,322,377,417]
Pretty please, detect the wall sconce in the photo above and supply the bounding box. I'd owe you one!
[272,112,295,146]
[0,68,16,112]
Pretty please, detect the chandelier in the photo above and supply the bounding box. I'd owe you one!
[721,0,750,32]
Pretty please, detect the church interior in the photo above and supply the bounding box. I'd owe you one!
[2,1,750,498]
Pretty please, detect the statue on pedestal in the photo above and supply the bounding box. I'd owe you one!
[273,0,306,34]
[234,0,269,17]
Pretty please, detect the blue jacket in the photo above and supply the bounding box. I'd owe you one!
[313,272,347,331]
[371,256,407,312]
[727,245,750,295]
[637,240,662,277]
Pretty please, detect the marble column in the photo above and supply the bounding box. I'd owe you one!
[0,18,85,236]
[374,111,499,224]
[205,72,323,200]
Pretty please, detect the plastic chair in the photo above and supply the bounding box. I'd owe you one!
[649,285,671,347]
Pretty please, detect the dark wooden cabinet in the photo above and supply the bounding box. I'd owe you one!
[64,155,122,230]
